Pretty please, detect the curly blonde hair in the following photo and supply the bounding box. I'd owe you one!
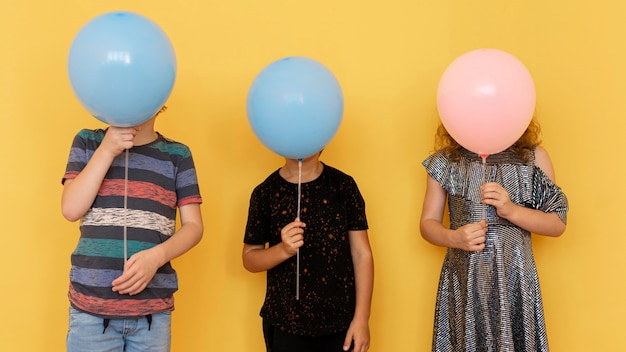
[434,118,542,162]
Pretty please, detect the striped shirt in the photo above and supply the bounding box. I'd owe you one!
[62,129,202,319]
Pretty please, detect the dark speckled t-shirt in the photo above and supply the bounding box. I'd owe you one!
[244,163,368,336]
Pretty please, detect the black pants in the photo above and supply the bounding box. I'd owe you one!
[263,320,354,352]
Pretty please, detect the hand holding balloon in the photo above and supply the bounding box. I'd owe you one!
[280,218,306,257]
[481,182,515,219]
[100,126,138,158]
[451,220,487,252]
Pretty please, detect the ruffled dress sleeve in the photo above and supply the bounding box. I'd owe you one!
[422,148,568,225]
[529,167,568,224]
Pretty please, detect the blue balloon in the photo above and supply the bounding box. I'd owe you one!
[68,11,176,127]
[247,56,344,159]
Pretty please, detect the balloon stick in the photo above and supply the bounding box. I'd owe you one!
[123,149,129,266]
[296,159,302,300]
[480,154,488,220]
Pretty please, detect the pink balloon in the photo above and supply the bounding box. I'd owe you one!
[436,48,536,157]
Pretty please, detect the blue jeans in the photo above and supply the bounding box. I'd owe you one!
[66,307,171,352]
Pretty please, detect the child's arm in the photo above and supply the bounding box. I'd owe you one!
[420,175,487,251]
[344,229,373,352]
[61,127,136,221]
[112,202,204,295]
[481,146,566,237]
[242,218,305,273]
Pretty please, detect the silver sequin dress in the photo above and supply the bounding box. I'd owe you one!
[423,148,568,352]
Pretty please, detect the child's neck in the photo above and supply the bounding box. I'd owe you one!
[133,130,158,146]
[132,117,158,146]
[280,158,323,183]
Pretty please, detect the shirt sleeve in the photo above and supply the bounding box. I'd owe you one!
[61,129,91,184]
[345,177,369,231]
[175,149,202,207]
[244,183,270,245]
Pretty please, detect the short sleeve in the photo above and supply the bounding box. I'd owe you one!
[344,177,368,231]
[62,129,101,184]
[175,149,202,207]
[530,168,569,224]
[243,181,272,245]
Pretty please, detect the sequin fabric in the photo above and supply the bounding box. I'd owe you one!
[423,148,568,352]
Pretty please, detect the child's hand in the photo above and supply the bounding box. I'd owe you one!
[344,317,369,351]
[452,219,487,251]
[112,247,163,296]
[101,126,137,157]
[482,182,515,219]
[280,218,305,256]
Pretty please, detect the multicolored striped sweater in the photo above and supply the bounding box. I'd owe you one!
[62,129,202,319]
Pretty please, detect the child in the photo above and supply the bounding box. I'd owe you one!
[420,120,568,351]
[61,107,203,352]
[242,151,374,352]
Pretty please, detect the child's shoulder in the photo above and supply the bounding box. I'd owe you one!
[152,132,193,156]
[321,164,360,187]
[73,128,106,143]
[321,163,349,177]
[76,127,105,135]
[156,132,188,147]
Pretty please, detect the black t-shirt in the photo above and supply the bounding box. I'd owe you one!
[244,163,368,336]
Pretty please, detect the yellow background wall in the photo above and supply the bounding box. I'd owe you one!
[1,0,624,351]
